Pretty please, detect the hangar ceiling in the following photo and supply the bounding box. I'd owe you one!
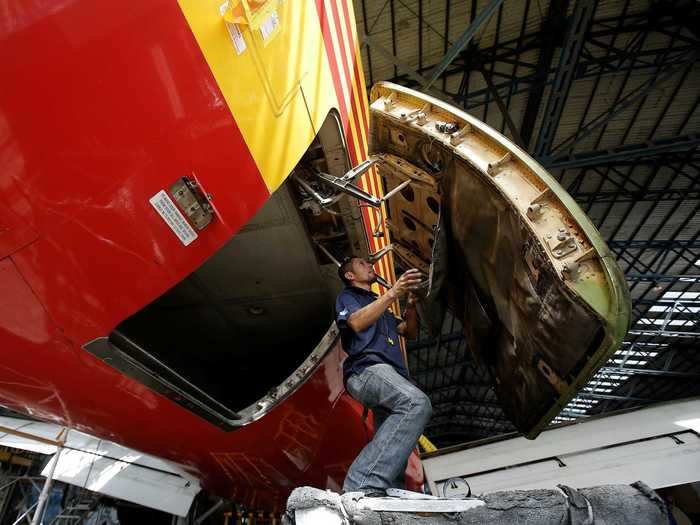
[354,0,700,446]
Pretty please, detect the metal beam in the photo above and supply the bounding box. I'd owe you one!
[624,273,700,283]
[571,187,700,204]
[576,392,658,403]
[429,384,495,400]
[426,414,513,430]
[424,0,505,90]
[533,0,596,157]
[431,399,502,411]
[480,67,526,147]
[520,0,570,148]
[549,62,693,156]
[542,134,700,169]
[459,43,697,110]
[600,367,700,379]
[627,329,700,339]
[359,32,443,100]
[386,8,696,101]
[407,331,465,352]
[608,239,700,253]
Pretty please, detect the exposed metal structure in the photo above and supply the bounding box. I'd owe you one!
[357,0,700,446]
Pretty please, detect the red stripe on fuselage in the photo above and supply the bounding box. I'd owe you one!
[328,0,368,158]
[339,0,371,138]
[313,0,358,164]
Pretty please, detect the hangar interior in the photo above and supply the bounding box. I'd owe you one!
[353,0,700,445]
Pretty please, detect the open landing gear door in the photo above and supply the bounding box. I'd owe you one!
[366,82,631,438]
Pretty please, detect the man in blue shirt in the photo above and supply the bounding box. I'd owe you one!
[336,256,432,496]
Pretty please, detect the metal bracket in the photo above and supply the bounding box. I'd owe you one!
[401,103,431,126]
[450,122,472,146]
[368,243,394,263]
[313,158,382,206]
[486,151,513,176]
[526,203,545,221]
[170,177,214,231]
[312,157,412,209]
[546,227,578,259]
[293,175,335,208]
[562,260,581,281]
[384,92,397,110]
[527,187,552,220]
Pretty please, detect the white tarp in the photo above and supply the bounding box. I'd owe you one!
[0,416,200,517]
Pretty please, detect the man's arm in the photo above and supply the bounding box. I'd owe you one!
[347,269,422,333]
[396,293,419,339]
[346,292,396,333]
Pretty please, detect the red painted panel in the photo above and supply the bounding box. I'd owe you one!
[0,0,269,239]
[0,257,364,508]
[0,258,75,423]
[1,0,270,343]
[0,0,408,510]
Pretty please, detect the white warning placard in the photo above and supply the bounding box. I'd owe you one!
[226,22,247,55]
[149,190,198,246]
[259,11,280,41]
[220,1,247,55]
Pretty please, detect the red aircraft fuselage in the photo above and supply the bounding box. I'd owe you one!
[0,0,421,511]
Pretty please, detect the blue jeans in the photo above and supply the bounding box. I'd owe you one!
[343,363,432,493]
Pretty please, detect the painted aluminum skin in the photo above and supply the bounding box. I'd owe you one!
[0,0,420,511]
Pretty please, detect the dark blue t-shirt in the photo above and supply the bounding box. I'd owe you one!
[335,286,409,383]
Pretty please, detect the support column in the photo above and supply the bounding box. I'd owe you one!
[30,445,63,525]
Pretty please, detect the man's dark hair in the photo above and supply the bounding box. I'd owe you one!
[338,256,356,286]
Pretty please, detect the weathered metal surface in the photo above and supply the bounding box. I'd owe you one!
[368,82,631,437]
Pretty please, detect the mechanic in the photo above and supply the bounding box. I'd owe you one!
[336,256,432,495]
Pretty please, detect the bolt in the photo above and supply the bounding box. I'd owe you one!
[555,250,562,256]
[527,203,542,218]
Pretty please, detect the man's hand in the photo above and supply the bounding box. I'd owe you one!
[388,269,423,300]
[346,269,422,334]
[397,291,420,338]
